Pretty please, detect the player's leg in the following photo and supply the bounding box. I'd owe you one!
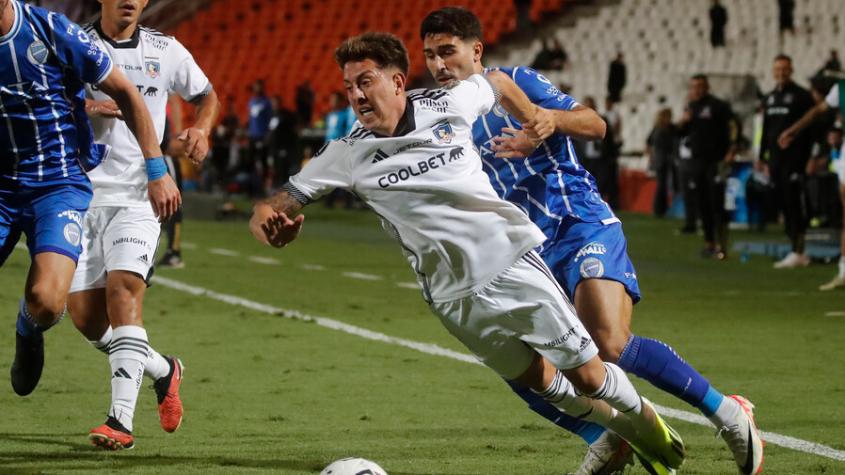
[567,222,763,474]
[820,182,845,290]
[12,184,91,396]
[10,252,76,396]
[87,208,183,450]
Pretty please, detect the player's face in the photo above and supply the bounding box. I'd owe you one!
[100,0,149,28]
[688,78,708,102]
[423,33,482,86]
[343,59,406,135]
[772,59,792,86]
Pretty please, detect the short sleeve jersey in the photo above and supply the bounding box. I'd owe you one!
[84,21,211,207]
[287,75,546,302]
[0,0,112,186]
[472,66,616,246]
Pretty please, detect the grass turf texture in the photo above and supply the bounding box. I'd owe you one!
[0,208,843,474]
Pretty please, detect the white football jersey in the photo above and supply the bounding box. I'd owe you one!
[83,22,212,207]
[287,75,546,302]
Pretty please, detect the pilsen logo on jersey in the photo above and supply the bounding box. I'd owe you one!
[432,121,454,144]
[145,60,161,78]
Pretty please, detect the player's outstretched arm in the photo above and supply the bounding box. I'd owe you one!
[485,70,555,141]
[250,192,305,248]
[551,105,606,140]
[177,90,221,165]
[97,68,181,221]
[778,100,829,149]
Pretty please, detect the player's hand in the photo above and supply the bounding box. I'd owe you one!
[492,127,540,159]
[176,128,209,165]
[680,108,692,124]
[778,128,796,149]
[86,99,124,120]
[147,174,181,222]
[250,202,304,248]
[523,106,555,141]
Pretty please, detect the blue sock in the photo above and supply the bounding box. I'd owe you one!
[616,334,723,416]
[16,299,41,338]
[506,380,605,445]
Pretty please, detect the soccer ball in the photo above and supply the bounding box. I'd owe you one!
[320,457,388,475]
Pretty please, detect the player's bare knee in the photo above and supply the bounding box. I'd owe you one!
[596,331,631,363]
[25,287,66,326]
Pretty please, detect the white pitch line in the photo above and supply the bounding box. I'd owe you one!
[824,311,845,317]
[150,275,845,463]
[181,242,198,250]
[14,243,27,251]
[302,264,326,271]
[396,282,420,290]
[248,256,280,265]
[208,248,240,257]
[342,271,383,281]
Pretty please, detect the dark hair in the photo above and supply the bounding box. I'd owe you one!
[335,32,409,75]
[691,73,709,83]
[420,7,483,41]
[774,53,792,63]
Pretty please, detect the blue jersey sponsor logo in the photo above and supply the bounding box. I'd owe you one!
[579,257,605,278]
[574,241,607,262]
[26,39,48,65]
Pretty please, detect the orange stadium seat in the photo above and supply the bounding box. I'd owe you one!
[170,0,570,124]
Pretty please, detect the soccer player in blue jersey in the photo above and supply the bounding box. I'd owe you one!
[420,8,763,475]
[0,0,179,397]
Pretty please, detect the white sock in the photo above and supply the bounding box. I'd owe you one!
[108,325,149,432]
[533,367,640,444]
[707,396,741,428]
[581,363,643,416]
[89,326,113,355]
[839,256,845,278]
[91,326,170,380]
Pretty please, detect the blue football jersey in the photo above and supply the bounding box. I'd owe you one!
[0,0,112,186]
[473,66,616,245]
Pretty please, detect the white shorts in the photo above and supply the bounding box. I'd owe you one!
[70,206,160,292]
[430,251,598,380]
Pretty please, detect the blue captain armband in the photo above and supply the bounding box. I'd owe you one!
[145,156,168,181]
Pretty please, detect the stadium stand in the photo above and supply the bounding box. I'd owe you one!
[172,0,568,124]
[487,0,845,154]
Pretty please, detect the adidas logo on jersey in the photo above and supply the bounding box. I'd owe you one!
[371,149,390,163]
[113,368,132,379]
[138,254,149,264]
[579,337,592,352]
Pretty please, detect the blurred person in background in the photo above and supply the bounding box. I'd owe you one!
[322,92,357,209]
[805,127,843,232]
[295,80,315,127]
[759,55,815,269]
[577,96,618,208]
[781,79,845,289]
[531,37,567,71]
[777,0,795,38]
[607,52,626,103]
[678,74,738,259]
[646,108,679,218]
[267,95,299,186]
[247,80,273,195]
[709,0,727,48]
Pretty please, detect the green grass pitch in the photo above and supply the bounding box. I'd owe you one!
[0,208,843,474]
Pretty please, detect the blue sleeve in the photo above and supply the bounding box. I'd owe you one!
[510,66,579,111]
[47,12,112,84]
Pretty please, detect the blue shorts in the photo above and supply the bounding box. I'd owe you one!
[540,220,642,304]
[0,180,92,266]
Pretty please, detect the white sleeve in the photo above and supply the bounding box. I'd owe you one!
[168,39,212,102]
[825,84,840,109]
[448,74,497,119]
[286,140,353,203]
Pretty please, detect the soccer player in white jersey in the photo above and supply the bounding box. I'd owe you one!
[63,0,219,450]
[1,0,179,400]
[250,32,685,474]
[419,8,763,475]
[780,80,845,291]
